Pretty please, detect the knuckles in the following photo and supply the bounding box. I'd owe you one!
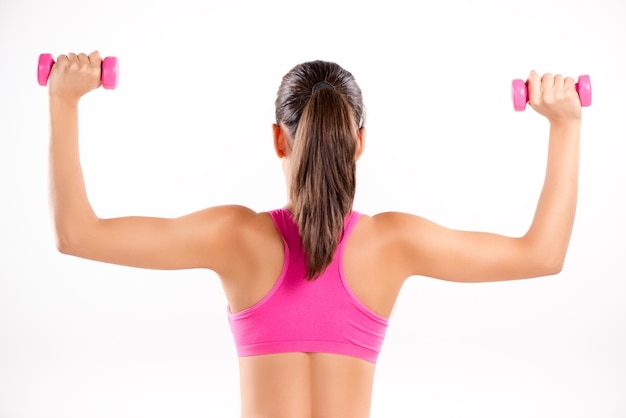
[55,52,99,74]
[528,71,582,121]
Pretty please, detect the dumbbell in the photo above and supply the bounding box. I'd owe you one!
[37,53,120,90]
[511,75,592,111]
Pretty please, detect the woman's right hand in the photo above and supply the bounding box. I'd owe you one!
[48,51,102,103]
[527,70,582,125]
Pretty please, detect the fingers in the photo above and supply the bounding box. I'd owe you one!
[563,76,576,97]
[88,50,102,65]
[542,72,555,91]
[538,73,555,106]
[56,52,100,65]
[527,70,542,105]
[553,74,564,97]
[553,74,577,101]
[54,53,78,71]
[564,76,576,90]
[526,70,582,122]
[529,72,568,107]
[54,51,102,76]
[49,51,104,99]
[56,53,69,63]
[55,53,70,70]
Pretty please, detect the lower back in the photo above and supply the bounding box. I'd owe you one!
[238,352,375,418]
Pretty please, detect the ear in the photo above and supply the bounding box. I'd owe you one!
[355,127,366,161]
[272,123,287,158]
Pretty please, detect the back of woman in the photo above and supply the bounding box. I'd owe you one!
[228,209,403,417]
[47,54,582,417]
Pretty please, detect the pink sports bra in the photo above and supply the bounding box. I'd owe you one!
[227,208,389,363]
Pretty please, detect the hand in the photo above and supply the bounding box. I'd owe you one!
[527,70,582,125]
[48,51,102,103]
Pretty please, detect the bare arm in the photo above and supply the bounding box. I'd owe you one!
[47,52,255,274]
[381,71,581,283]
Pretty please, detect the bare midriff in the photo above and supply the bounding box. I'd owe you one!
[238,352,376,418]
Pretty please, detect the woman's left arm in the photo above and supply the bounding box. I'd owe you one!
[378,72,581,283]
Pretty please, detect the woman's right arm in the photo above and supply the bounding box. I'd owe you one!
[48,52,256,274]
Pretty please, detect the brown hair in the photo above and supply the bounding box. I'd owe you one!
[275,60,365,280]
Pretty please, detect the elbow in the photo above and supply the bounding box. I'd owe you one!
[535,251,566,277]
[54,229,77,255]
[53,223,87,256]
[52,215,98,256]
[543,258,564,276]
[521,235,568,277]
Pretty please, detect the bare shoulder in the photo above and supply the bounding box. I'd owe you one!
[350,211,428,252]
[370,211,431,230]
[366,211,435,250]
[364,211,466,281]
[191,205,278,238]
[195,205,282,271]
[194,204,260,224]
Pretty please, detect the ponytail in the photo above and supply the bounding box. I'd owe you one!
[275,61,365,280]
[291,86,359,280]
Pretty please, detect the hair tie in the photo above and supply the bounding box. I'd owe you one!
[311,81,335,94]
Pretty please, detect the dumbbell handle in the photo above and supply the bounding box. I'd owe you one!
[512,75,592,111]
[37,53,119,90]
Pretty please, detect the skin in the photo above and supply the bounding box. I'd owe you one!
[47,51,581,418]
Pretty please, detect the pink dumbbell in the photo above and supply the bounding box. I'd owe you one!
[37,53,120,90]
[511,74,592,111]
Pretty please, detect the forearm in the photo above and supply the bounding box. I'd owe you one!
[524,121,580,270]
[49,97,97,249]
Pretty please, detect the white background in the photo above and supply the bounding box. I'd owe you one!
[1,0,625,417]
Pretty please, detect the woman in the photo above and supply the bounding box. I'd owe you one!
[47,52,581,418]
